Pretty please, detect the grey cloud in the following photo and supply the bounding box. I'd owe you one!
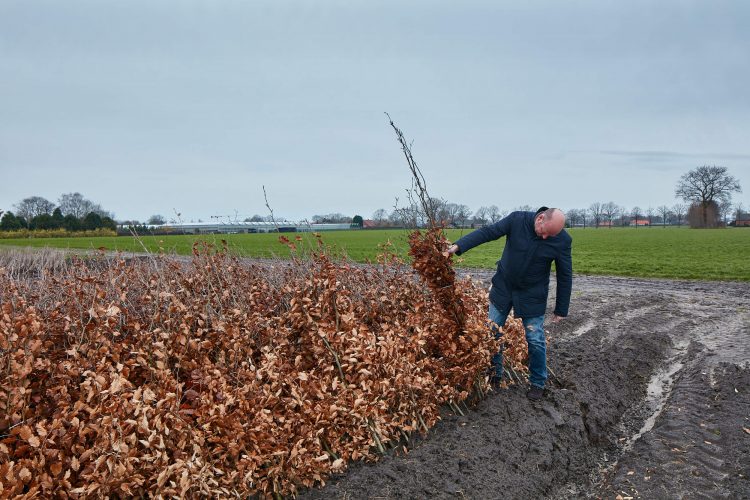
[600,150,750,161]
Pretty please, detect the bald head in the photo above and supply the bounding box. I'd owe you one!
[534,208,566,239]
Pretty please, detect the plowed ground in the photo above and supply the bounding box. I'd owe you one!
[302,274,750,499]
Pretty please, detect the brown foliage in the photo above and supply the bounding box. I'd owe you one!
[0,235,526,497]
[687,201,721,228]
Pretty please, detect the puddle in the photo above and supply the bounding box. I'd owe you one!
[564,339,691,497]
[566,319,596,340]
[622,340,688,451]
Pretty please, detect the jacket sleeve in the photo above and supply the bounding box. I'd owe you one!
[454,212,514,255]
[553,236,573,317]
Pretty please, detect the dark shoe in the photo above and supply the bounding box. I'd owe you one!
[526,385,544,401]
[489,375,504,389]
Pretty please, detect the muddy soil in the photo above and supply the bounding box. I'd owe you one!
[301,274,750,499]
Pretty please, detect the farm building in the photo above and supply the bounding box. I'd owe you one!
[736,212,750,227]
[147,221,352,235]
[629,219,650,226]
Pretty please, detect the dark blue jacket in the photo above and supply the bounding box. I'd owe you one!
[454,211,572,318]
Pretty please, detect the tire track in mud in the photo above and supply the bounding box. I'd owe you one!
[600,358,750,499]
[556,276,750,499]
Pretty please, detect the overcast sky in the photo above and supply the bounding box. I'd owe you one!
[2,0,749,222]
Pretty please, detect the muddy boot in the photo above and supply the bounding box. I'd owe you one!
[526,385,544,401]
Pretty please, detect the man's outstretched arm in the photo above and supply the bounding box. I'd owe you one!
[445,212,515,256]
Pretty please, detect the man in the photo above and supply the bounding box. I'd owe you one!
[446,207,572,401]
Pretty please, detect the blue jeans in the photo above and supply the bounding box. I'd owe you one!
[488,302,548,388]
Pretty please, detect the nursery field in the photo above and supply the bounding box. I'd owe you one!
[2,244,748,498]
[0,226,749,280]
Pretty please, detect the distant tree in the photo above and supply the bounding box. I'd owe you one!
[426,198,446,225]
[687,201,720,228]
[672,203,687,227]
[63,214,82,231]
[101,216,117,231]
[244,215,266,222]
[372,209,387,225]
[82,212,103,230]
[387,209,403,227]
[579,208,588,228]
[675,165,741,228]
[472,206,489,225]
[58,192,93,218]
[657,205,672,228]
[646,206,655,227]
[568,209,580,228]
[0,211,24,231]
[14,196,55,220]
[437,202,455,225]
[390,203,425,227]
[734,202,745,225]
[589,202,604,227]
[486,205,503,223]
[719,199,733,226]
[148,214,166,225]
[388,207,411,227]
[312,213,337,223]
[352,215,364,228]
[601,202,618,227]
[51,208,65,228]
[631,206,642,227]
[30,213,59,230]
[617,207,629,227]
[446,203,460,226]
[515,204,533,212]
[457,204,472,227]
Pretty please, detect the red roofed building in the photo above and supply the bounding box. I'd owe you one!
[630,219,650,226]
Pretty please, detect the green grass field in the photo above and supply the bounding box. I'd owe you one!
[0,227,748,281]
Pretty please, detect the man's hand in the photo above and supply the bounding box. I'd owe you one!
[443,243,459,257]
[551,314,565,323]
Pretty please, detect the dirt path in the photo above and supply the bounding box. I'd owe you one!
[301,274,750,499]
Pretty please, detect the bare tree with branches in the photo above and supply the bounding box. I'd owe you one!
[14,196,55,221]
[602,202,618,228]
[657,205,672,228]
[487,205,503,223]
[734,202,745,225]
[672,203,687,227]
[631,206,642,228]
[589,202,604,228]
[675,165,741,228]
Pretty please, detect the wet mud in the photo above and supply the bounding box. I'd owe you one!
[301,274,750,499]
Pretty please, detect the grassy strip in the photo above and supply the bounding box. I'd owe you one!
[0,227,748,281]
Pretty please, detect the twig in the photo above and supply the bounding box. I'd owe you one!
[367,418,386,454]
[321,337,347,388]
[449,400,465,416]
[263,185,280,233]
[385,113,438,229]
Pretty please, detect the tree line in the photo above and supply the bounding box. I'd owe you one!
[0,193,116,232]
[370,166,745,229]
[2,166,743,234]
